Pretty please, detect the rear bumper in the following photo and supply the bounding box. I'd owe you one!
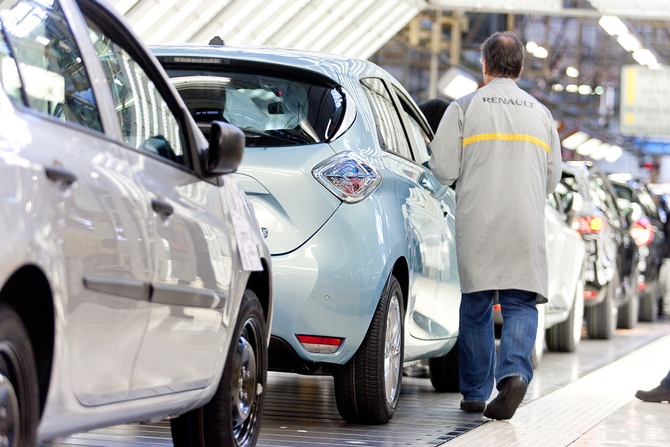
[268,201,397,368]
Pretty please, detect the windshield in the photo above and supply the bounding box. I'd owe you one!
[165,70,345,147]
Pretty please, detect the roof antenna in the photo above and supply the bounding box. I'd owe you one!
[209,36,225,46]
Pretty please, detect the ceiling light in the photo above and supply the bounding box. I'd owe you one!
[576,138,603,156]
[566,67,579,77]
[598,15,628,36]
[438,67,479,100]
[566,84,578,93]
[589,143,611,161]
[562,131,590,150]
[616,33,642,52]
[526,41,538,53]
[595,86,604,95]
[578,85,592,95]
[604,145,623,163]
[633,48,658,68]
[533,46,548,58]
[552,84,564,92]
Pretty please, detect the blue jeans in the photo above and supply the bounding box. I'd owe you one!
[459,289,538,402]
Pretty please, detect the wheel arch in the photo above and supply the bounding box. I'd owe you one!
[245,258,272,322]
[391,257,409,316]
[0,264,54,417]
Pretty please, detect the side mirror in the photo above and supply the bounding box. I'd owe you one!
[206,121,245,175]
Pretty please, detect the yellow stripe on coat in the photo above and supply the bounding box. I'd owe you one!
[463,133,551,152]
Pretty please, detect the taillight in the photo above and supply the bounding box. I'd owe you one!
[571,216,606,234]
[584,290,598,299]
[312,152,382,203]
[630,217,654,246]
[296,335,343,354]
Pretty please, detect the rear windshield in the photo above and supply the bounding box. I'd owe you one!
[163,68,345,147]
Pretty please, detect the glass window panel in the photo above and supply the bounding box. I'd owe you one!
[1,0,102,130]
[0,22,23,104]
[86,20,185,165]
[360,77,413,160]
[163,65,345,147]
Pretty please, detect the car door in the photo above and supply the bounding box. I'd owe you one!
[81,10,238,397]
[360,77,457,341]
[545,193,577,311]
[1,0,151,405]
[392,87,460,340]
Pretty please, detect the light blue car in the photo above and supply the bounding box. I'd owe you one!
[152,44,462,423]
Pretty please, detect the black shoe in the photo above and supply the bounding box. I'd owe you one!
[483,376,527,420]
[460,399,486,413]
[635,386,670,403]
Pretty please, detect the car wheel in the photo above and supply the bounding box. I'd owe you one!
[334,275,404,424]
[586,277,617,340]
[617,283,638,329]
[547,272,584,352]
[428,340,459,393]
[530,304,545,369]
[0,304,39,447]
[171,290,268,447]
[617,267,639,329]
[639,284,659,323]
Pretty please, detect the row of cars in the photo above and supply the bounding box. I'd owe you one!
[1,0,462,444]
[1,0,666,446]
[519,161,668,369]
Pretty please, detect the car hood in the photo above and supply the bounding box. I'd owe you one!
[234,144,341,255]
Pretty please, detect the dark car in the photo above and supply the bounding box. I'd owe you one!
[608,173,666,322]
[559,162,638,339]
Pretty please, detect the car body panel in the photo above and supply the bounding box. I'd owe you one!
[0,0,272,440]
[562,162,636,309]
[609,174,666,311]
[233,144,340,255]
[544,199,586,327]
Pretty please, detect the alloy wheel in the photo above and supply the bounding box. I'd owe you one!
[384,293,402,404]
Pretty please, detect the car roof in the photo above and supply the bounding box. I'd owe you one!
[150,44,391,86]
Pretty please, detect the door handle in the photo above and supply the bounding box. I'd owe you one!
[152,198,174,218]
[45,166,77,188]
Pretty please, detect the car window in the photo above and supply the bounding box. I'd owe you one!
[394,88,431,165]
[161,67,345,147]
[590,174,621,226]
[0,23,23,105]
[546,192,558,211]
[84,19,186,166]
[0,0,102,131]
[360,77,413,160]
[637,185,658,217]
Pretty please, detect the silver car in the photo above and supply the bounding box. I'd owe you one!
[152,43,462,424]
[494,194,586,367]
[0,0,272,445]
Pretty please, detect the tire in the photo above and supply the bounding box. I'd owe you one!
[639,284,659,323]
[428,340,459,393]
[333,275,404,424]
[171,290,268,447]
[530,304,545,369]
[0,304,39,447]
[586,278,617,340]
[617,268,639,329]
[617,282,638,329]
[547,273,584,352]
